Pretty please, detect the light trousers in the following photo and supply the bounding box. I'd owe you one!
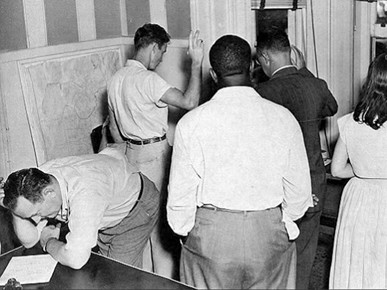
[126,140,179,279]
[181,206,297,289]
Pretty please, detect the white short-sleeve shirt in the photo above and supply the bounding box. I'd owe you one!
[108,60,173,140]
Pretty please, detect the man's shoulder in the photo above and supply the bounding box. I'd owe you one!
[257,97,300,127]
[109,63,165,88]
[258,68,331,98]
[178,102,206,125]
[175,100,216,133]
[261,97,295,119]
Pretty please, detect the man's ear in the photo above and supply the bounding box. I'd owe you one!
[42,186,55,199]
[209,68,218,83]
[250,60,255,72]
[151,43,158,54]
[260,51,271,65]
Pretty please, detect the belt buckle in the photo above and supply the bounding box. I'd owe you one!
[128,135,165,146]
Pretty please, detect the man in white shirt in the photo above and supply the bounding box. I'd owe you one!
[107,23,204,278]
[0,147,159,269]
[167,34,313,289]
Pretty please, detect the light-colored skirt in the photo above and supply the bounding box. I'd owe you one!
[329,177,387,289]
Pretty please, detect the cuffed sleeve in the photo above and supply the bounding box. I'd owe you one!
[167,124,200,236]
[282,124,313,239]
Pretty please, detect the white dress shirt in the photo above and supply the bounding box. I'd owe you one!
[167,86,312,239]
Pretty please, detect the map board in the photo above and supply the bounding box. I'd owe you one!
[19,47,122,165]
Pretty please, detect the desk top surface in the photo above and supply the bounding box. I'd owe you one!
[0,246,194,289]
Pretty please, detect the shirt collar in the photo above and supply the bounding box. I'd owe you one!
[126,59,147,70]
[212,86,259,102]
[51,172,69,222]
[272,65,297,77]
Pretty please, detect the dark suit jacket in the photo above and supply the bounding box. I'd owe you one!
[256,67,338,212]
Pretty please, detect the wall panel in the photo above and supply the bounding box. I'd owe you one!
[126,0,151,36]
[166,0,191,39]
[45,0,79,45]
[95,0,122,39]
[0,0,27,52]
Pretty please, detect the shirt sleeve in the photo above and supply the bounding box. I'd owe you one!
[337,114,350,145]
[65,182,107,253]
[167,122,200,236]
[320,82,338,117]
[282,120,313,230]
[146,72,173,108]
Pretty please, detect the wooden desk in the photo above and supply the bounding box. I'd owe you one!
[0,246,193,289]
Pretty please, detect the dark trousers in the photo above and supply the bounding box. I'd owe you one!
[295,209,322,289]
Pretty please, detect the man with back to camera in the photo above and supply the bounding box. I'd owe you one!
[255,30,338,289]
[167,34,313,289]
[107,23,204,278]
[0,147,159,270]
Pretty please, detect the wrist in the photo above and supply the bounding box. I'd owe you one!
[44,237,57,252]
[191,61,202,70]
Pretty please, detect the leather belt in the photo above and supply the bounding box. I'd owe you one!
[200,204,259,214]
[130,173,144,213]
[125,134,166,145]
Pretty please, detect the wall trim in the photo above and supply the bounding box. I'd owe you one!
[76,0,97,41]
[150,0,168,29]
[23,0,48,48]
[120,0,128,36]
[0,77,11,175]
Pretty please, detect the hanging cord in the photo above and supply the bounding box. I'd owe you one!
[309,0,319,78]
[309,0,333,160]
[292,0,298,10]
[260,0,266,10]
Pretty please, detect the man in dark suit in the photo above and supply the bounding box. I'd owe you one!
[255,30,338,289]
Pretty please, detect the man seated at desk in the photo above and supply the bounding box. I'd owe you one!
[0,146,159,270]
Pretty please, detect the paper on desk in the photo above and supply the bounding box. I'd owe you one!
[0,254,57,285]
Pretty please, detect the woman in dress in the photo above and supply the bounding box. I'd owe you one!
[329,53,387,289]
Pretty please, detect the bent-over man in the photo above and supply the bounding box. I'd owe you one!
[0,147,159,269]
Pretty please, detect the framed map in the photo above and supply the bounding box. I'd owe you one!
[18,47,122,165]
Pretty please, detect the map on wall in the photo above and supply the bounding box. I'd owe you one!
[19,47,122,165]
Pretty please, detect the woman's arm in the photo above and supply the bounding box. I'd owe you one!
[331,136,354,179]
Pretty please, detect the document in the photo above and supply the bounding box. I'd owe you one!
[0,255,57,285]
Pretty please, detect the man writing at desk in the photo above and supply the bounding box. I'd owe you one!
[0,147,159,270]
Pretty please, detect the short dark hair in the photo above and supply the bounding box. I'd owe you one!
[209,35,251,77]
[255,30,290,55]
[353,53,387,129]
[134,23,171,51]
[3,168,51,211]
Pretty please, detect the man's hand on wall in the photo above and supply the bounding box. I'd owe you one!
[188,30,204,66]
